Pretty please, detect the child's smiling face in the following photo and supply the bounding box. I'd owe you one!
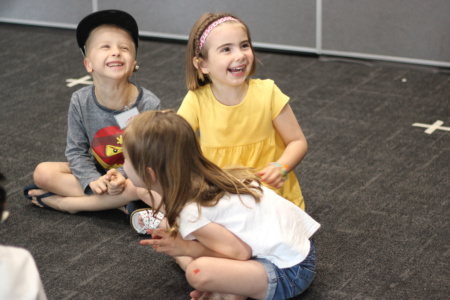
[84,25,137,80]
[200,22,254,88]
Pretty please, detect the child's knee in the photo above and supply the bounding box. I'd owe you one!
[185,258,211,290]
[33,162,53,188]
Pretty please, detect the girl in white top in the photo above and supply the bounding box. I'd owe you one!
[123,110,320,300]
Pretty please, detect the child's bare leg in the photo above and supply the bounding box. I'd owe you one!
[33,162,85,196]
[175,256,194,272]
[185,257,268,300]
[30,179,139,213]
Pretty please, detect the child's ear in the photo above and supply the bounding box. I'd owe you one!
[84,58,93,73]
[146,167,157,184]
[131,60,138,75]
[193,57,200,70]
[193,57,208,74]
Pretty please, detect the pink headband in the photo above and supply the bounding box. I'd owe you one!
[198,16,237,52]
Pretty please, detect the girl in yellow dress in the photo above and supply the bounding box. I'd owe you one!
[178,13,308,209]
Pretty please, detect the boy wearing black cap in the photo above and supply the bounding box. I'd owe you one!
[24,10,160,213]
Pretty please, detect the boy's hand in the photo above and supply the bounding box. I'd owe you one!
[89,175,109,195]
[105,169,126,195]
[257,165,285,189]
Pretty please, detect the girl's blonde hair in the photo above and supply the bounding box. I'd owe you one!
[185,12,257,91]
[123,110,262,237]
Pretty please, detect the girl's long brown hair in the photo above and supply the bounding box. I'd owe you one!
[185,12,257,91]
[124,110,262,237]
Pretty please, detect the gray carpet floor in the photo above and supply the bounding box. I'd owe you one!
[0,23,449,300]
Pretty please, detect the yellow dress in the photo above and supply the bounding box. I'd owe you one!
[178,79,305,210]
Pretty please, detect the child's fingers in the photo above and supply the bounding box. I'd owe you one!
[267,175,284,186]
[106,173,125,195]
[264,173,278,184]
[101,181,109,190]
[260,169,276,183]
[107,169,117,175]
[108,181,117,189]
[112,176,126,187]
[107,176,125,195]
[148,228,166,238]
[107,189,119,196]
[105,169,117,179]
[93,187,103,194]
[272,181,284,189]
[257,172,267,183]
[258,164,281,182]
[140,239,161,251]
[139,234,165,252]
[261,169,286,189]
[96,181,109,194]
[140,239,153,246]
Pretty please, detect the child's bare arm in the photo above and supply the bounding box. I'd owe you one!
[143,223,252,260]
[258,103,307,188]
[187,223,252,260]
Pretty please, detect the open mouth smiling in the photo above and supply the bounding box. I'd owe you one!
[106,62,124,67]
[228,66,245,73]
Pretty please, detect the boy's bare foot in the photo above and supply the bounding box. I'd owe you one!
[27,189,76,213]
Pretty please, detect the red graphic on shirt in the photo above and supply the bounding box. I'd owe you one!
[91,126,124,169]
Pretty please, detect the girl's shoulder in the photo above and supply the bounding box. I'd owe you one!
[248,78,276,89]
[248,79,283,98]
[188,84,212,96]
[248,78,286,100]
[249,79,286,98]
[184,84,214,104]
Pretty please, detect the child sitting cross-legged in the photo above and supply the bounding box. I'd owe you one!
[24,10,161,215]
[124,110,320,300]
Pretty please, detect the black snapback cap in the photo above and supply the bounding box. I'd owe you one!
[76,10,139,56]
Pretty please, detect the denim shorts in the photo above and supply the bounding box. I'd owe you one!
[255,239,316,300]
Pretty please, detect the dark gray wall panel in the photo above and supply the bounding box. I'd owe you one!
[0,0,91,27]
[98,0,316,50]
[1,0,449,66]
[322,0,450,63]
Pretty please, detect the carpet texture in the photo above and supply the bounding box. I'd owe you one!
[0,23,449,300]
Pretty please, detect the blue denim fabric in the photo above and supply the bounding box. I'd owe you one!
[255,240,316,300]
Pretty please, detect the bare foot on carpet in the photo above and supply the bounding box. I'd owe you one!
[28,189,76,213]
[190,289,247,300]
